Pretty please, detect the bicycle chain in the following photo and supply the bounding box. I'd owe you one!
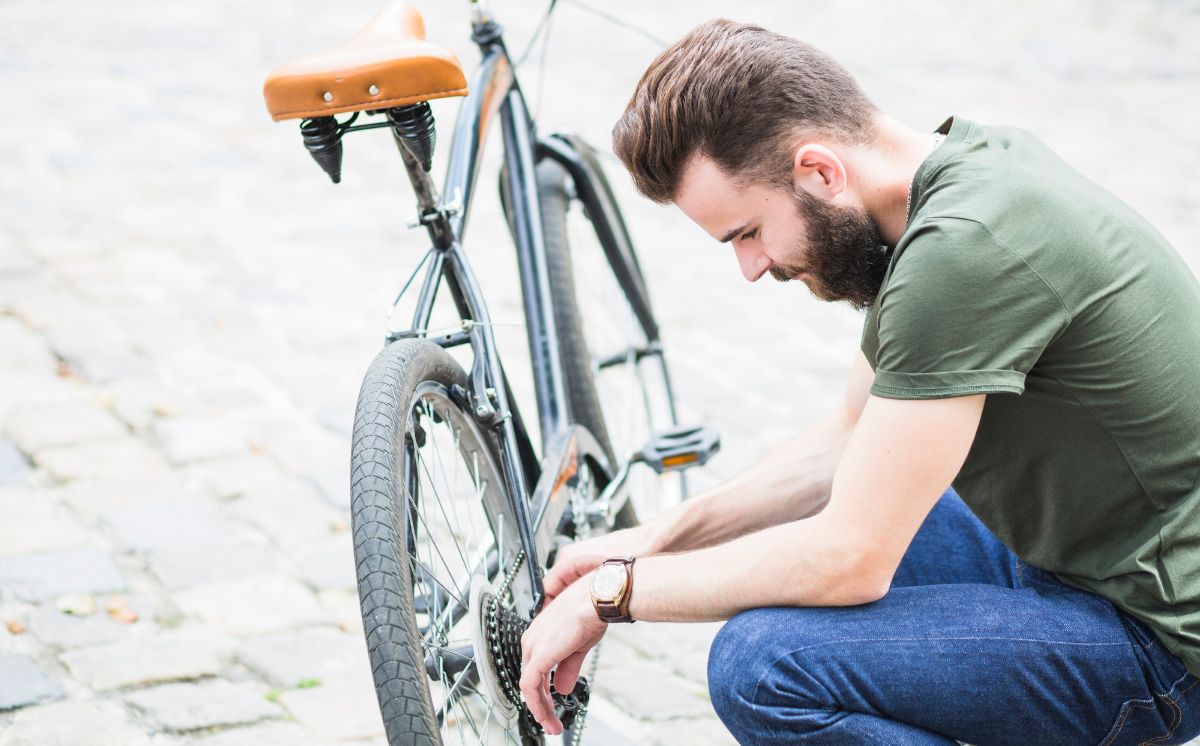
[483,549,592,743]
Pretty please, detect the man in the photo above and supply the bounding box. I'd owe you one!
[519,19,1200,745]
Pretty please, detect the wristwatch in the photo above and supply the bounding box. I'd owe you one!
[590,556,637,623]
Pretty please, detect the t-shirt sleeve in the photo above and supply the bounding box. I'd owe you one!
[869,217,1071,400]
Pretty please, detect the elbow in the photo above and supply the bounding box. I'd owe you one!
[830,546,896,606]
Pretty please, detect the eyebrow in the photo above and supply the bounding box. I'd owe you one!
[719,224,748,244]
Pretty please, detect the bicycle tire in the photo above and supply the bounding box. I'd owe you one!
[351,338,533,745]
[536,157,683,528]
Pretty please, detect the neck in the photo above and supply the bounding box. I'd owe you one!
[848,114,939,246]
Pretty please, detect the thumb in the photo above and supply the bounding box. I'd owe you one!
[553,650,588,694]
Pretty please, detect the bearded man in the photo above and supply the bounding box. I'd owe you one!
[517,19,1200,745]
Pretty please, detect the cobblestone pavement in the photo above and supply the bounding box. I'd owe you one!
[2,0,1199,743]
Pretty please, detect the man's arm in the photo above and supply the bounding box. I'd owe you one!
[646,350,875,552]
[627,392,986,619]
[543,351,876,599]
[521,392,985,732]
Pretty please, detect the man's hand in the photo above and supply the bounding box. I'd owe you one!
[544,525,652,604]
[519,573,607,735]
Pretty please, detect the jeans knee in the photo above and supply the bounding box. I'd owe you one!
[707,608,784,737]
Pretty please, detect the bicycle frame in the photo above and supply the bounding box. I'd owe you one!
[386,7,667,610]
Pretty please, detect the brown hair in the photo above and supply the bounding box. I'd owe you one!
[613,20,878,203]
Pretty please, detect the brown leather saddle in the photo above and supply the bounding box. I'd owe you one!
[262,2,469,122]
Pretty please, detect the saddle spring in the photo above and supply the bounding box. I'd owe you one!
[297,101,436,184]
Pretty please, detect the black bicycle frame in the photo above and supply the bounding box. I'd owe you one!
[392,12,665,609]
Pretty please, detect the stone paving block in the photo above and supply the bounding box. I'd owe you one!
[188,722,315,746]
[643,716,737,746]
[0,491,93,558]
[60,633,223,691]
[100,374,191,433]
[56,476,192,518]
[0,443,30,489]
[295,536,355,591]
[4,404,127,453]
[0,319,57,374]
[34,438,170,482]
[174,575,330,636]
[277,673,383,742]
[180,454,294,501]
[0,654,64,710]
[0,549,125,601]
[28,604,148,649]
[224,489,342,552]
[150,540,275,589]
[102,498,227,552]
[126,680,281,733]
[44,324,146,384]
[594,663,712,722]
[235,627,366,688]
[0,699,152,746]
[151,418,254,466]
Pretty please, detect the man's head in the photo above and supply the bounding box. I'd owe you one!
[613,20,891,309]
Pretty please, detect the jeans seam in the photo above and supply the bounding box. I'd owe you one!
[749,636,1129,710]
[1138,676,1200,746]
[1098,675,1199,746]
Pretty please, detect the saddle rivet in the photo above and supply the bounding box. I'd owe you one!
[322,91,333,102]
[368,84,380,96]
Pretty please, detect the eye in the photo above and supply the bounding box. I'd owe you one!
[740,228,757,242]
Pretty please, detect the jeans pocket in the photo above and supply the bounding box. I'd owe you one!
[1098,672,1200,746]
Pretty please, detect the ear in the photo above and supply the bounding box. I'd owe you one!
[792,144,847,199]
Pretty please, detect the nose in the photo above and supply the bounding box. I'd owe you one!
[733,242,771,282]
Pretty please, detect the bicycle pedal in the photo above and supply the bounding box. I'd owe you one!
[639,424,720,474]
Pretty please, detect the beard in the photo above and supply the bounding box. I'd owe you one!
[768,189,891,311]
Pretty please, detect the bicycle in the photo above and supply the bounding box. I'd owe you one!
[262,1,719,743]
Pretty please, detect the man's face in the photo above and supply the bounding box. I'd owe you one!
[675,156,890,310]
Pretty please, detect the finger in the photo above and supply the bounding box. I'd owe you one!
[544,555,594,599]
[520,663,552,727]
[554,650,587,694]
[539,672,561,734]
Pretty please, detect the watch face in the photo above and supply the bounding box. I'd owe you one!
[591,565,626,602]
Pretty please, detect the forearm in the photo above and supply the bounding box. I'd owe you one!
[626,509,886,622]
[639,409,853,554]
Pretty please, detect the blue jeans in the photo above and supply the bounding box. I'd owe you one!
[707,488,1200,745]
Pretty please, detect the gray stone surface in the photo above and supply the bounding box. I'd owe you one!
[294,536,355,591]
[276,674,383,742]
[102,499,227,552]
[5,404,127,453]
[173,575,330,636]
[0,699,152,746]
[0,549,125,601]
[59,635,223,691]
[151,418,254,466]
[28,605,146,650]
[126,681,281,732]
[33,439,170,482]
[0,654,64,711]
[188,722,315,746]
[235,627,365,688]
[0,492,94,558]
[150,540,275,589]
[0,443,30,488]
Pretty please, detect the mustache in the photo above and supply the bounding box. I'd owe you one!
[769,263,806,283]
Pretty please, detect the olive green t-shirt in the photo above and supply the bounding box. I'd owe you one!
[861,116,1200,674]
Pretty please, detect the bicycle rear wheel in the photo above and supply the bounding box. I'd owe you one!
[537,156,684,527]
[351,339,536,745]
